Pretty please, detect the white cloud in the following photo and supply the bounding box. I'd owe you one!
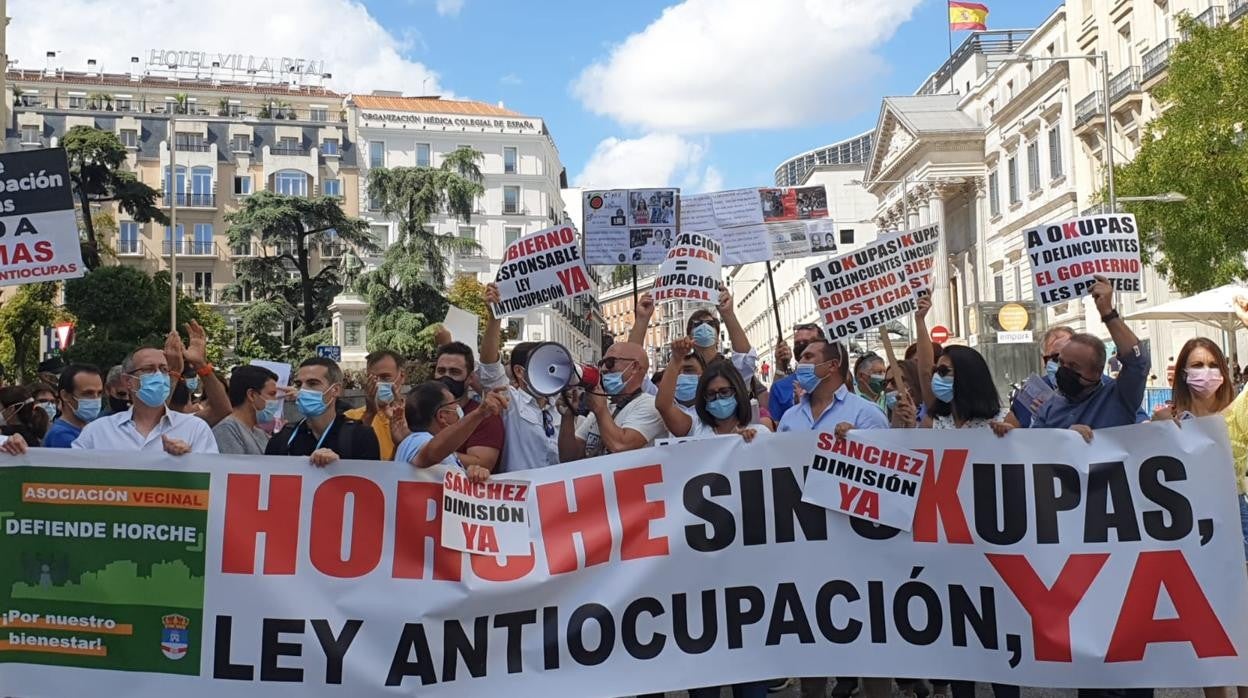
[573,0,921,133]
[499,73,524,86]
[574,133,722,193]
[9,0,447,97]
[435,0,465,16]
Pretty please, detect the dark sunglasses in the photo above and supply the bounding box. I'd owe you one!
[1042,353,1061,363]
[597,357,637,372]
[705,387,737,401]
[932,365,953,377]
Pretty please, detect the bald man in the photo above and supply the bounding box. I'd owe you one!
[558,341,668,461]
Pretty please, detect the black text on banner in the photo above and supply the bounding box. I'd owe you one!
[0,148,86,286]
[490,224,592,317]
[1024,214,1142,307]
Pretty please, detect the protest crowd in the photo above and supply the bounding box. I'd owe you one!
[2,265,1246,698]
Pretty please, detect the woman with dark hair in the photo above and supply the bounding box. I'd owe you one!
[657,338,766,442]
[924,346,1005,429]
[0,385,50,447]
[1154,337,1236,421]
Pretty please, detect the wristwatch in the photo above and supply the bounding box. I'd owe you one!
[1100,309,1120,324]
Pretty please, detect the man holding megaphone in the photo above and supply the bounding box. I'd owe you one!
[480,283,565,473]
[557,338,668,461]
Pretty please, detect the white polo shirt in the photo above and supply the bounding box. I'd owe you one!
[478,360,561,472]
[72,408,219,454]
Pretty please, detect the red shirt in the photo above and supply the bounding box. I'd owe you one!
[457,399,506,457]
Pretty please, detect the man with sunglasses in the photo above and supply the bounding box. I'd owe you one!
[1026,276,1151,441]
[559,341,668,461]
[631,285,758,388]
[769,322,824,423]
[478,284,563,472]
[72,347,217,455]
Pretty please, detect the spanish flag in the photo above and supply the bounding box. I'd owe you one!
[949,1,989,31]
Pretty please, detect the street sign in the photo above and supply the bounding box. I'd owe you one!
[930,325,950,344]
[316,345,342,362]
[53,322,74,350]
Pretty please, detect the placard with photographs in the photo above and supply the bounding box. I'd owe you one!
[583,188,681,266]
[679,185,836,266]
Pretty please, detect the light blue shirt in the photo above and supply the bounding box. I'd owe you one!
[395,431,460,468]
[778,384,890,432]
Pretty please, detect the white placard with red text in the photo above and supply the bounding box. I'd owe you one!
[439,469,533,556]
[801,432,927,531]
[652,231,722,304]
[490,224,592,318]
[1024,213,1142,307]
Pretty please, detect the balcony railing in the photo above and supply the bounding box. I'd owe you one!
[188,240,215,256]
[1142,39,1179,82]
[1108,66,1141,104]
[320,244,344,258]
[118,239,142,256]
[271,145,308,156]
[1194,5,1226,29]
[164,193,216,207]
[193,287,214,303]
[230,242,256,257]
[1231,0,1248,22]
[173,142,211,153]
[1074,91,1104,127]
[162,241,184,255]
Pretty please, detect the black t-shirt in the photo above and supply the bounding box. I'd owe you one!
[264,414,381,461]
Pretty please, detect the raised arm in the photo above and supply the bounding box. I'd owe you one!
[628,292,655,347]
[183,321,229,426]
[717,285,751,355]
[481,283,504,366]
[558,391,587,462]
[1090,275,1147,408]
[656,337,695,437]
[914,295,935,408]
[413,390,508,469]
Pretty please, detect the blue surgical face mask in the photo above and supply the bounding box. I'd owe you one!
[932,374,955,404]
[675,373,699,403]
[795,362,825,393]
[706,395,738,420]
[601,372,626,396]
[885,391,899,410]
[376,382,395,403]
[185,377,200,393]
[136,372,171,408]
[296,388,329,418]
[257,398,282,423]
[691,322,718,348]
[74,397,102,423]
[1045,360,1059,381]
[37,402,56,420]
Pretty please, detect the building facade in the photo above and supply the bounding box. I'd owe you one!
[4,59,359,344]
[342,94,597,366]
[727,132,881,365]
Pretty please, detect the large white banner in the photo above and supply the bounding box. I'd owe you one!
[2,418,1247,697]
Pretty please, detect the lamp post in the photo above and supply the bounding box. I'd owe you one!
[1004,52,1115,211]
[168,111,179,332]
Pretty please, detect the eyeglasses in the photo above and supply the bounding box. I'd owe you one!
[1042,353,1061,363]
[597,357,637,372]
[705,388,737,401]
[932,365,953,377]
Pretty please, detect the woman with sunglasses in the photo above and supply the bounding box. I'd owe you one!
[657,338,767,442]
[0,385,51,447]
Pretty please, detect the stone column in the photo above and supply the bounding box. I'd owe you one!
[927,186,951,334]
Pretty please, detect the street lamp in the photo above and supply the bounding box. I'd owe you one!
[1003,52,1115,211]
[1117,191,1187,204]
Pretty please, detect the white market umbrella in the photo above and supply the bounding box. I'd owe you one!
[1122,284,1246,334]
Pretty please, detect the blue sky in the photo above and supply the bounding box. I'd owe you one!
[365,0,1060,190]
[14,0,1059,192]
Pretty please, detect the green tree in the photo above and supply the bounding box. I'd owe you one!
[1115,16,1248,294]
[0,283,67,381]
[61,126,168,269]
[357,147,485,347]
[225,191,377,344]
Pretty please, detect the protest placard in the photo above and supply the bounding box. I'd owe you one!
[582,188,679,265]
[807,233,916,340]
[652,231,722,303]
[439,469,532,556]
[0,148,86,286]
[490,224,592,318]
[5,420,1247,697]
[801,432,927,531]
[1024,213,1142,307]
[679,185,835,266]
[896,223,941,293]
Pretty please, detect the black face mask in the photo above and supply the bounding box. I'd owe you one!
[1055,366,1097,402]
[108,396,131,413]
[440,376,467,399]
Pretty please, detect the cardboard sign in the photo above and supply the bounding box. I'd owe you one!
[652,231,722,303]
[491,224,592,318]
[0,148,86,286]
[583,188,679,265]
[896,223,941,292]
[439,469,533,556]
[1024,213,1142,307]
[807,233,917,340]
[802,432,926,530]
[680,185,836,265]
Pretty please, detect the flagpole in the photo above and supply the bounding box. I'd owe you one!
[947,1,953,55]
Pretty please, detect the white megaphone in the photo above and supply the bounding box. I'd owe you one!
[524,342,601,397]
